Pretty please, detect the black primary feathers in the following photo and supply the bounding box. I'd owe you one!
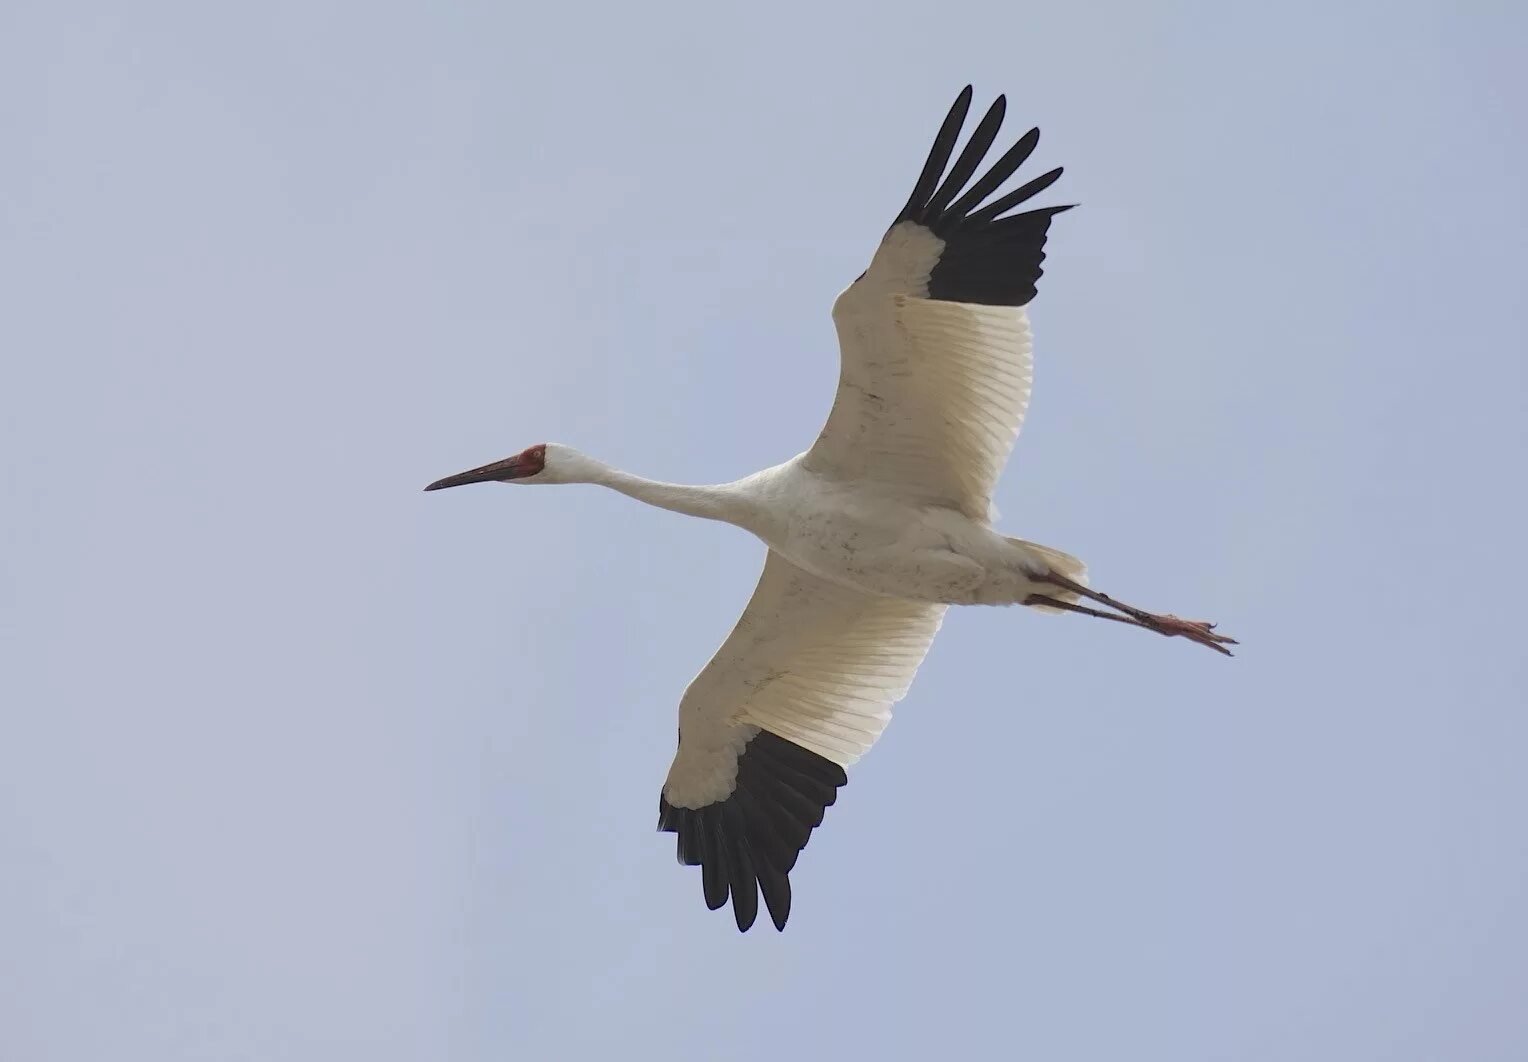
[658,730,848,932]
[892,86,1072,307]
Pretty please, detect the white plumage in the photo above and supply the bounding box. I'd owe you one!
[427,87,1234,932]
[670,551,945,800]
[820,289,1034,520]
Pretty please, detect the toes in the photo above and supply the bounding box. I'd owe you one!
[1182,628,1235,656]
[1155,615,1238,655]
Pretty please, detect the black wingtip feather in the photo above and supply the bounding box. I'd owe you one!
[657,730,848,932]
[919,94,1007,222]
[896,86,974,225]
[702,860,729,911]
[722,804,760,932]
[750,731,848,786]
[965,166,1066,226]
[945,126,1039,220]
[887,91,1072,306]
[757,862,792,931]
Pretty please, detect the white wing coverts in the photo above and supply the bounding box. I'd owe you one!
[659,552,944,931]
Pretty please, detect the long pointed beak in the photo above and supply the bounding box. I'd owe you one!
[424,456,527,491]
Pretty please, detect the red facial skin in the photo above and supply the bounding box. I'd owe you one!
[516,444,547,477]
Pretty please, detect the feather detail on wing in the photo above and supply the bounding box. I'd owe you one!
[658,551,945,930]
[804,87,1070,517]
[873,85,1073,307]
[810,295,1034,521]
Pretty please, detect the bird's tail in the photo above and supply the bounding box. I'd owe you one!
[1005,537,1088,612]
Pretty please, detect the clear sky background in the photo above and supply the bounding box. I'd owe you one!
[4,2,1526,1059]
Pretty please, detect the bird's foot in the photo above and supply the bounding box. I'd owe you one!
[1139,613,1239,656]
[1030,572,1238,657]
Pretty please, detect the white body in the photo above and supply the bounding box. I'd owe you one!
[720,455,1054,606]
[550,267,1088,807]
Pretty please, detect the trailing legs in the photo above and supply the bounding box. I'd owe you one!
[1024,571,1238,657]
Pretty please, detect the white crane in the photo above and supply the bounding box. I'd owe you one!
[426,87,1235,932]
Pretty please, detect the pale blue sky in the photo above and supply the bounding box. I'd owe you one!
[4,1,1526,1059]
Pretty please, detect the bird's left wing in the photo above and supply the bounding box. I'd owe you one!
[805,87,1070,522]
[658,550,946,931]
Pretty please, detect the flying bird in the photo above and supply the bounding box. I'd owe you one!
[426,87,1235,932]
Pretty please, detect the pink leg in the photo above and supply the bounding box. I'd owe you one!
[1027,573,1238,657]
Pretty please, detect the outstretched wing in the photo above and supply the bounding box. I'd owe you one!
[806,87,1071,521]
[658,552,946,931]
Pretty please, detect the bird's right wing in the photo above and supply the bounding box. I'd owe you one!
[658,551,946,931]
[805,87,1071,522]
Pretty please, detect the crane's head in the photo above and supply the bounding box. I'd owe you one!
[424,443,602,491]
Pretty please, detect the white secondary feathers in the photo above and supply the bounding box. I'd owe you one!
[663,551,946,807]
[812,285,1035,523]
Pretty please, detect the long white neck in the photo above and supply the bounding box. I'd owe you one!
[592,466,747,526]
